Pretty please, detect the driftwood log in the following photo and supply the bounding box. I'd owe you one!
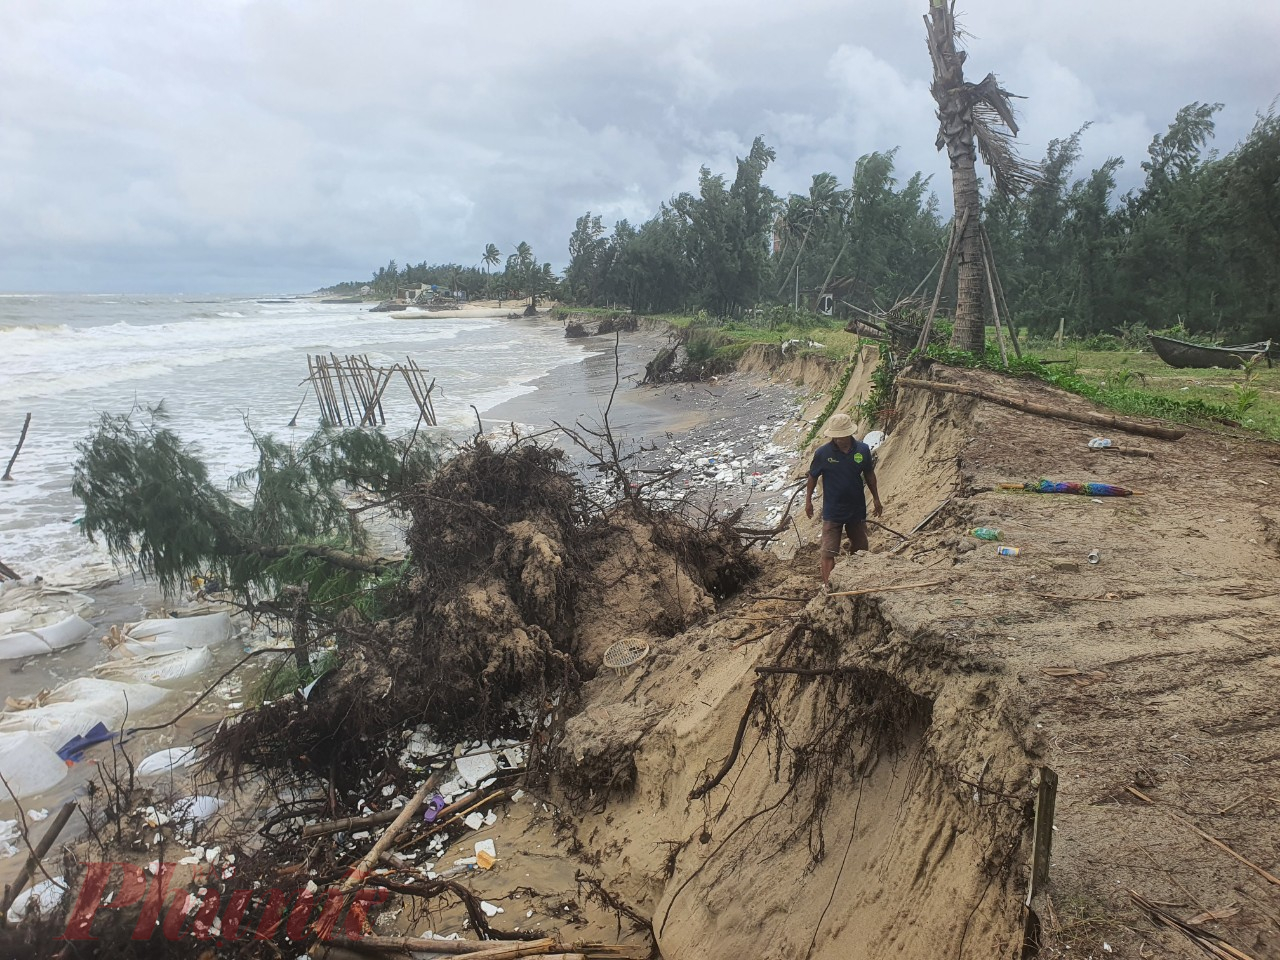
[897,377,1187,441]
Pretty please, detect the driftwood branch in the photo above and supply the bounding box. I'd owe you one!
[307,770,446,952]
[897,377,1187,441]
[2,413,31,482]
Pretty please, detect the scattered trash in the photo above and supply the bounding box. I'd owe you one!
[479,901,503,918]
[423,793,447,823]
[995,546,1021,557]
[1087,438,1113,449]
[6,876,68,924]
[463,812,485,831]
[454,752,498,788]
[1088,550,1100,564]
[971,527,1003,541]
[475,838,497,869]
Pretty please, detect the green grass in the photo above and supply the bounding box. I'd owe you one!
[648,311,861,362]
[932,332,1280,441]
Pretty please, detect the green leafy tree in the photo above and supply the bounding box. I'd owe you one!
[71,406,435,606]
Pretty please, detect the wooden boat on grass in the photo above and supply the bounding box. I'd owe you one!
[1147,334,1274,369]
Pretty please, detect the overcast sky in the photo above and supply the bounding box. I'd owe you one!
[1,1,1275,293]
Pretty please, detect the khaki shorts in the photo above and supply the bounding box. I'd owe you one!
[820,519,868,557]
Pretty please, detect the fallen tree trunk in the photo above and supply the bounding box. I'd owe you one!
[250,542,400,574]
[897,377,1187,441]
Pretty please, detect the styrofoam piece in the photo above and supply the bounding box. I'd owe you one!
[454,752,498,788]
[0,733,67,798]
[463,812,484,830]
[6,877,68,924]
[0,614,92,660]
[137,747,198,775]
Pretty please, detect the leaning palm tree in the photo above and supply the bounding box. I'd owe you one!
[925,0,1040,352]
[482,243,501,273]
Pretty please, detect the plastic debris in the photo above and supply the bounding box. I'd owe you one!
[136,746,198,775]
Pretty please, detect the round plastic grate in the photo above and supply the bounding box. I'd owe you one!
[602,638,651,674]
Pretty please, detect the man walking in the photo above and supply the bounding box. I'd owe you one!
[804,413,883,588]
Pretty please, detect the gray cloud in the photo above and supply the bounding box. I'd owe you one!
[0,0,1274,292]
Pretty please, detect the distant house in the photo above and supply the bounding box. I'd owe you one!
[402,284,431,302]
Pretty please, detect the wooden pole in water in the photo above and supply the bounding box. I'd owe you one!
[360,355,386,425]
[329,352,356,426]
[320,357,343,426]
[359,368,393,427]
[2,413,32,482]
[306,356,327,423]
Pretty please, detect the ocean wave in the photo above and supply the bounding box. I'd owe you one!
[0,323,71,335]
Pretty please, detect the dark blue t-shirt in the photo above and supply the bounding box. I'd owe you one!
[809,440,875,522]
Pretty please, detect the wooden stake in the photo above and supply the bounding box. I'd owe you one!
[825,578,947,598]
[982,247,1009,367]
[3,412,32,481]
[1027,766,1058,905]
[330,352,356,426]
[896,377,1186,441]
[918,209,969,351]
[980,226,1021,358]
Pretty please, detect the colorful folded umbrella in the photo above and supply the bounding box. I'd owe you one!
[1000,479,1137,497]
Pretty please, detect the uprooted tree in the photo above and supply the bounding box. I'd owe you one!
[70,402,757,788]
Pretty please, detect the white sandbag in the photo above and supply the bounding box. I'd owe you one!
[0,613,92,660]
[0,733,68,799]
[95,647,213,686]
[137,746,197,775]
[6,876,68,924]
[0,678,169,749]
[124,612,230,646]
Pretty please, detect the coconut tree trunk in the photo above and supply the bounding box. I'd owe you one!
[927,0,986,354]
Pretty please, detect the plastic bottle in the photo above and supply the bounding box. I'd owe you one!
[995,545,1021,557]
[971,527,1003,541]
